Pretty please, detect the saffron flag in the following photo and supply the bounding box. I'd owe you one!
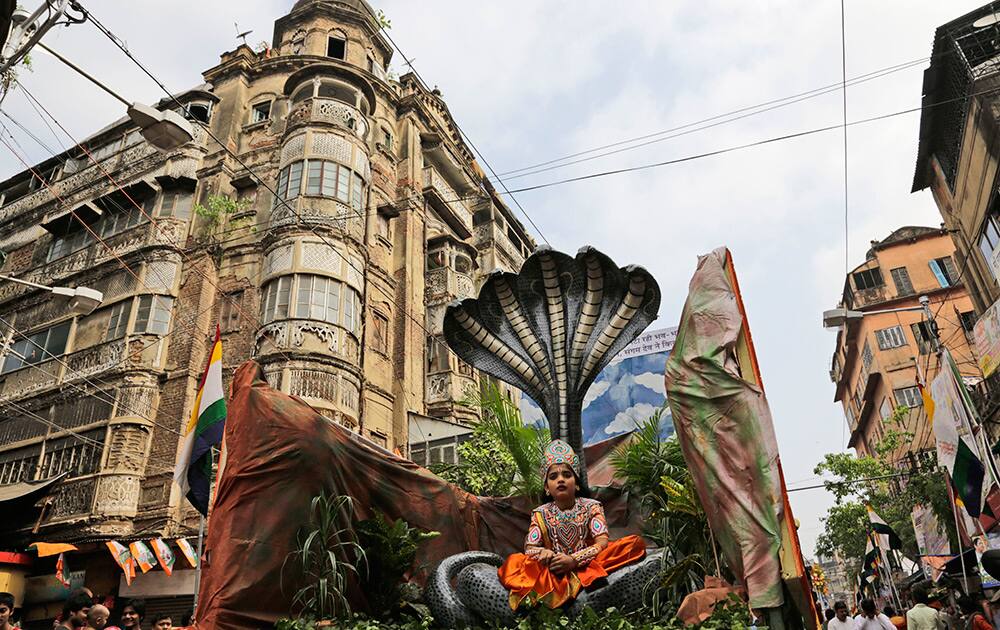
[55,553,69,588]
[28,542,78,557]
[174,326,226,515]
[129,541,158,573]
[176,538,198,568]
[151,538,175,576]
[929,349,987,518]
[867,505,903,550]
[106,541,136,586]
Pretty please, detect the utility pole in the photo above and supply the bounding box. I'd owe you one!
[919,295,941,354]
[0,0,73,74]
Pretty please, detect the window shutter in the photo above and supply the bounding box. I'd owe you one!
[941,256,959,284]
[928,259,949,287]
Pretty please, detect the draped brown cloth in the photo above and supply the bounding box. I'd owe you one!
[195,361,642,629]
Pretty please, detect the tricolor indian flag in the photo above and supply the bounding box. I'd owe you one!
[867,505,903,550]
[928,349,987,518]
[174,326,226,516]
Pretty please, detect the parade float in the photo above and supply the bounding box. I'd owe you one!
[193,246,817,629]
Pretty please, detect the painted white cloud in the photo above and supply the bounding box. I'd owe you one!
[519,398,547,427]
[582,380,611,410]
[633,371,664,395]
[604,402,657,435]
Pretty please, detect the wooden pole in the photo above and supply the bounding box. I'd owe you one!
[946,469,971,593]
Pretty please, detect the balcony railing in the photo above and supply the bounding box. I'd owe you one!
[426,370,477,405]
[0,132,205,227]
[0,219,187,308]
[0,335,163,402]
[269,196,365,241]
[473,222,526,271]
[425,267,475,303]
[423,166,473,235]
[286,97,368,139]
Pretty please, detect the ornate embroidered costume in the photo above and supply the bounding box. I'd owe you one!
[525,498,608,566]
[498,440,646,610]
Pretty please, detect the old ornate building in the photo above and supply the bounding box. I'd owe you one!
[912,2,1000,444]
[829,227,978,460]
[0,0,532,617]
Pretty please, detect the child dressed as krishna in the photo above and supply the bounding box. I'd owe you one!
[498,439,647,610]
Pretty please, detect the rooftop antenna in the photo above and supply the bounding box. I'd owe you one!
[235,22,253,47]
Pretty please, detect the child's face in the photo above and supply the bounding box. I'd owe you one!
[545,463,576,502]
[153,618,172,630]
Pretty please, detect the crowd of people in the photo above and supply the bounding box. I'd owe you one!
[821,586,1000,630]
[0,589,191,630]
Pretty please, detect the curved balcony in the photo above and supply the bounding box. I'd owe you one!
[254,317,361,367]
[425,267,475,303]
[269,196,365,241]
[252,351,362,428]
[286,97,369,140]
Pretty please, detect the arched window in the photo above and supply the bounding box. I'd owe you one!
[291,29,306,55]
[186,102,212,123]
[317,80,357,107]
[327,30,347,60]
[291,84,313,105]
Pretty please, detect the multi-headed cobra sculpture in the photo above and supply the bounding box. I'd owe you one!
[442,245,661,484]
[428,246,662,626]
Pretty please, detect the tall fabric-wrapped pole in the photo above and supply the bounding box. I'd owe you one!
[665,248,816,629]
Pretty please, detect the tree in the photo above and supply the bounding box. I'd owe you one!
[814,406,956,571]
[431,382,549,501]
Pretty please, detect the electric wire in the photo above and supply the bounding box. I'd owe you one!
[0,109,241,376]
[355,3,549,245]
[0,313,184,439]
[496,82,1000,197]
[495,50,962,179]
[12,82,297,369]
[77,7,475,359]
[499,57,930,183]
[1,396,176,477]
[0,128,278,454]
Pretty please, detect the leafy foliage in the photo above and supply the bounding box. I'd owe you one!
[610,412,722,615]
[278,595,757,629]
[373,8,392,30]
[434,382,549,501]
[813,406,955,572]
[282,492,367,622]
[194,193,252,244]
[1,54,32,95]
[356,510,439,617]
[430,427,519,497]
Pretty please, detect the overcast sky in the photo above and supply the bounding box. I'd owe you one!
[0,0,988,558]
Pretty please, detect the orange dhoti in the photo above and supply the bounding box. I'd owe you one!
[498,535,646,610]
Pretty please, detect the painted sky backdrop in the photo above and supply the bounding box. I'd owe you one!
[0,0,988,557]
[519,327,677,444]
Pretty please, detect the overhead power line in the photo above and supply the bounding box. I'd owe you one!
[500,57,930,183]
[76,6,465,361]
[354,2,550,246]
[495,83,1000,197]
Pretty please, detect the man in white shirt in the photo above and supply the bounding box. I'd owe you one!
[829,601,860,630]
[907,587,945,630]
[854,599,896,630]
